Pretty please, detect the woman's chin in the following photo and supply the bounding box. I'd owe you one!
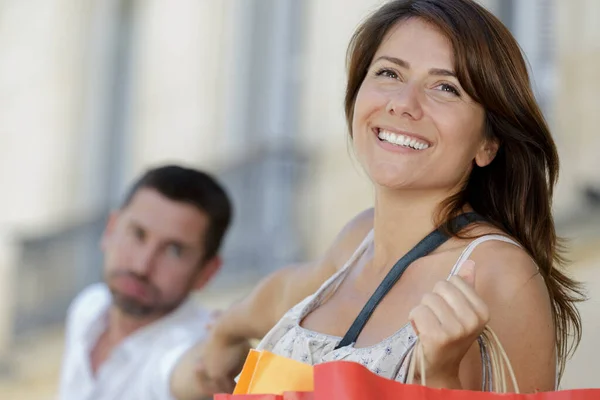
[371,176,415,191]
[365,167,411,189]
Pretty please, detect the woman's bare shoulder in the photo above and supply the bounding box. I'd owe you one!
[324,207,374,271]
[460,228,556,391]
[463,223,540,286]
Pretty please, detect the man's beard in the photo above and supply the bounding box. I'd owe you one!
[107,271,183,318]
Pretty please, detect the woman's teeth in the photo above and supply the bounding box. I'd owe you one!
[377,129,430,150]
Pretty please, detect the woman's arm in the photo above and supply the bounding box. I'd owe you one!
[170,208,375,400]
[459,241,556,392]
[210,207,375,343]
[407,241,556,393]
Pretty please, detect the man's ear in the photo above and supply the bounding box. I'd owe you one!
[474,137,500,167]
[100,211,120,251]
[193,255,222,291]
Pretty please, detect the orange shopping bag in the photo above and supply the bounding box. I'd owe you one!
[310,327,600,400]
[231,349,314,395]
[214,392,314,400]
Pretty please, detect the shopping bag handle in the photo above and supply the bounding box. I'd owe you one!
[405,326,520,393]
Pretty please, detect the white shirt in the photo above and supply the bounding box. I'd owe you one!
[58,283,211,400]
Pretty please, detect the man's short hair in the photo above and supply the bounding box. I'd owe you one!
[122,165,232,263]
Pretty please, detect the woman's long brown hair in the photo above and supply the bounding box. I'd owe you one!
[344,0,584,381]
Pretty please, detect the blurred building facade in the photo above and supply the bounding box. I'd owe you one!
[0,0,598,388]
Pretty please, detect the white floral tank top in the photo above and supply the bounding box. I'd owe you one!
[256,230,522,384]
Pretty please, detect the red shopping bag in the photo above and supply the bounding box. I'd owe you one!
[311,327,600,399]
[214,392,313,400]
[217,327,600,399]
[312,361,599,399]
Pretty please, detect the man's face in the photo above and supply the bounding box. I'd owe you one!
[101,188,216,318]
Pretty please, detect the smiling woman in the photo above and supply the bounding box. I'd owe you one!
[190,0,585,397]
[349,17,491,192]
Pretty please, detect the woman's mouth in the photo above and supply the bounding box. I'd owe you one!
[375,128,431,150]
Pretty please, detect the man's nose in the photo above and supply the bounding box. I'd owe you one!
[129,245,158,277]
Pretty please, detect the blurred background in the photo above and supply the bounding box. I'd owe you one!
[0,0,598,397]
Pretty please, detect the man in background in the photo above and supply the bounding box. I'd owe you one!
[59,164,247,399]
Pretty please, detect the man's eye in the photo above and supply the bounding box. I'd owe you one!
[132,227,145,241]
[167,244,183,258]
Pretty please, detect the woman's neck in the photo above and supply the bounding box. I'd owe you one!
[371,187,455,271]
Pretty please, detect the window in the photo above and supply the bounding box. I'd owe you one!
[500,0,557,125]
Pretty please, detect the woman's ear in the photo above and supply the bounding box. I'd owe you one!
[475,138,499,167]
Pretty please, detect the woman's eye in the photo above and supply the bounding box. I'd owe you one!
[436,83,461,96]
[374,68,399,80]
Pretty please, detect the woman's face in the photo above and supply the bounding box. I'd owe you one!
[352,17,496,193]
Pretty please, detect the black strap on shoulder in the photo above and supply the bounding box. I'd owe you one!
[334,212,485,350]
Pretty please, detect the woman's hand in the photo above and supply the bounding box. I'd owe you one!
[194,325,251,395]
[170,317,251,400]
[407,260,489,388]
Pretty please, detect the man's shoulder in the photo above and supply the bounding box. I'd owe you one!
[164,297,212,340]
[69,282,110,312]
[66,282,110,327]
